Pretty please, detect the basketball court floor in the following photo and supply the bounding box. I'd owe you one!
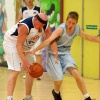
[0,67,100,100]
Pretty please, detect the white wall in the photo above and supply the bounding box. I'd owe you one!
[5,0,15,29]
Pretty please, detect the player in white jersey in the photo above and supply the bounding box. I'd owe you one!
[3,13,57,100]
[24,11,99,100]
[17,0,40,21]
[17,0,42,80]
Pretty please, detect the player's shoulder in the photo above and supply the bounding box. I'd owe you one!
[58,23,66,29]
[34,6,40,9]
[33,6,40,12]
[20,16,33,22]
[21,6,27,13]
[75,24,80,31]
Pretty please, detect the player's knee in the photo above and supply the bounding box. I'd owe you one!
[71,69,82,80]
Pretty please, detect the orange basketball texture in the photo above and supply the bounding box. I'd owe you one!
[28,63,44,78]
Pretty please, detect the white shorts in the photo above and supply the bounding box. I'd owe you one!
[3,44,35,71]
[46,53,77,81]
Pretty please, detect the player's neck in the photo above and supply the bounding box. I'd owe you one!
[27,5,34,9]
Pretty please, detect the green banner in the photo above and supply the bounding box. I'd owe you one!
[86,25,98,30]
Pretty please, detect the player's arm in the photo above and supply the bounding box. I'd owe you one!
[16,24,31,69]
[17,9,23,22]
[80,29,100,43]
[29,27,62,54]
[50,41,58,63]
[44,25,59,63]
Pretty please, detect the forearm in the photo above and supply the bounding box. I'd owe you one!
[83,34,100,43]
[88,36,100,43]
[16,44,27,62]
[50,41,58,56]
[80,30,100,43]
[32,39,50,53]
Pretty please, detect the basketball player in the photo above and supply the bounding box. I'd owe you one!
[17,0,42,80]
[3,13,57,100]
[24,11,99,100]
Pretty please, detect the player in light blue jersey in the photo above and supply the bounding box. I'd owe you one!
[25,11,100,100]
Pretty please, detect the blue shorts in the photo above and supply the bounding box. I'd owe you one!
[46,53,77,81]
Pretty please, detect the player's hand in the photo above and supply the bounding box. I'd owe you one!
[53,52,58,64]
[21,61,31,71]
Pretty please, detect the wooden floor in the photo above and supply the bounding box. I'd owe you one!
[0,67,100,100]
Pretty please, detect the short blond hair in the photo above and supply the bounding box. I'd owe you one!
[67,11,79,21]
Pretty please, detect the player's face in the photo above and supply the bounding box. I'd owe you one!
[34,18,45,30]
[66,18,77,31]
[24,0,34,6]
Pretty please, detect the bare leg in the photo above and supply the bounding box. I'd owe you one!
[67,67,88,94]
[7,70,20,96]
[35,55,42,80]
[54,80,62,91]
[52,81,62,100]
[25,72,34,95]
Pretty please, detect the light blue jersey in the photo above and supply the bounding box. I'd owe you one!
[48,23,80,54]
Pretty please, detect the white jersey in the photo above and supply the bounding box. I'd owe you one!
[20,5,42,54]
[3,17,48,51]
[20,6,40,18]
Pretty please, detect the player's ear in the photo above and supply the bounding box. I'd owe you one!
[34,17,38,23]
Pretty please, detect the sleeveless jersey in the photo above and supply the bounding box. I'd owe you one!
[48,23,80,54]
[20,6,40,18]
[3,17,48,50]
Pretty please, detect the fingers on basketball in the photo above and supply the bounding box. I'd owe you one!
[28,63,44,78]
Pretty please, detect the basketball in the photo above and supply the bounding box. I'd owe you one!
[28,63,44,78]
